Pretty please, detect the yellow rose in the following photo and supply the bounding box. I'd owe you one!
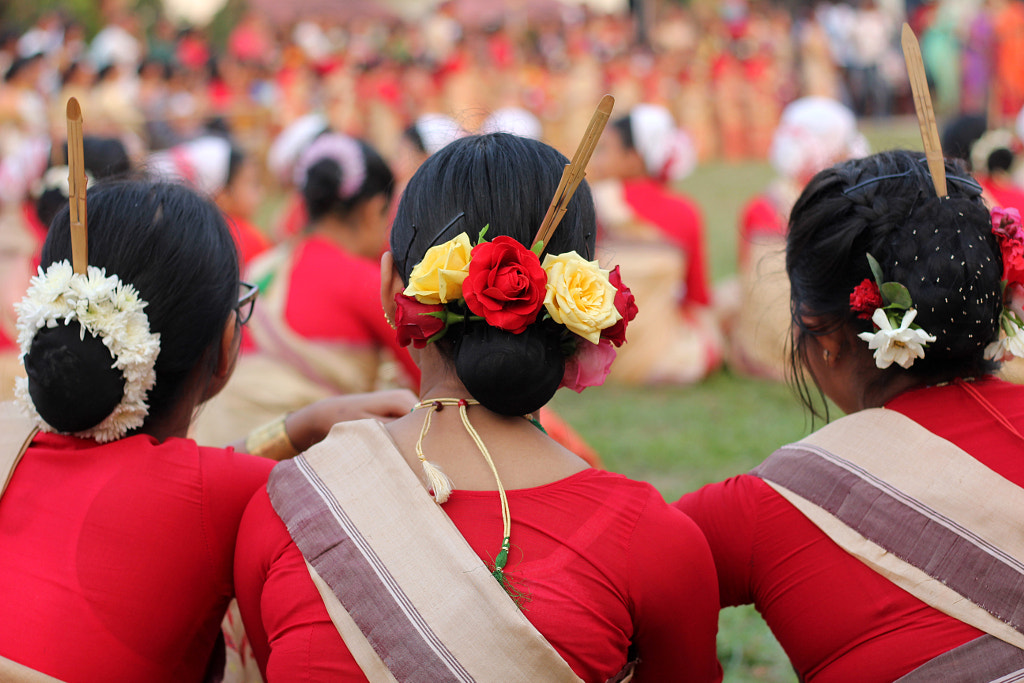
[542,251,621,344]
[404,233,473,304]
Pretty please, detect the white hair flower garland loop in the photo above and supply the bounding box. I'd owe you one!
[14,260,161,442]
[850,253,935,369]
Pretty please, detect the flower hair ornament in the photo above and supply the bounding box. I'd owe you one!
[396,96,627,597]
[985,206,1024,362]
[15,99,160,443]
[850,253,936,369]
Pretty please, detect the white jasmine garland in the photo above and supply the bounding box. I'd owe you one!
[14,260,161,442]
[858,307,936,370]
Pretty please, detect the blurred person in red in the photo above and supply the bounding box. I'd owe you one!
[195,133,417,446]
[590,104,722,384]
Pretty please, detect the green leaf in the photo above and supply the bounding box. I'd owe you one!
[531,241,545,257]
[477,224,489,245]
[880,282,912,309]
[426,327,449,344]
[866,253,884,289]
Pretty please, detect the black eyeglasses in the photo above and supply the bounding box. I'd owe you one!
[842,157,984,197]
[237,281,258,325]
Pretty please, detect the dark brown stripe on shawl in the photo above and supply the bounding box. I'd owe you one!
[268,457,474,682]
[896,635,1024,682]
[753,445,1024,634]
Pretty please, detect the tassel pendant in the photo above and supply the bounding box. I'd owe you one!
[421,458,454,504]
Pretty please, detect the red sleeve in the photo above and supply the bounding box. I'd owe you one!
[738,195,784,266]
[624,182,712,307]
[673,475,764,608]
[234,487,368,681]
[200,446,274,597]
[677,200,712,307]
[628,492,723,682]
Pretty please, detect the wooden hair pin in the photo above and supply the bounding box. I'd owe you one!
[66,97,88,274]
[901,23,947,198]
[532,94,615,253]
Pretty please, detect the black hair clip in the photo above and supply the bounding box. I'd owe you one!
[395,211,466,275]
[842,157,983,197]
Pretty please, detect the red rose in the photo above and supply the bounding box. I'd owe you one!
[462,236,546,334]
[601,265,638,347]
[993,207,1024,284]
[849,278,882,320]
[394,293,446,348]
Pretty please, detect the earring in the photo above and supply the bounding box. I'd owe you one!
[823,349,831,363]
[384,312,396,329]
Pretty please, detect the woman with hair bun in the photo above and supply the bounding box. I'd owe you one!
[234,133,722,681]
[0,179,414,680]
[677,149,1024,680]
[589,104,721,384]
[195,133,419,446]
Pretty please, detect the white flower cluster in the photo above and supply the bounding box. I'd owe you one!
[14,260,161,442]
[858,308,936,370]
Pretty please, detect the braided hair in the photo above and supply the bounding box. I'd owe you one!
[787,149,1002,415]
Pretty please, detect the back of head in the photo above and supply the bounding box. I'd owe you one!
[391,133,598,416]
[615,104,696,183]
[787,149,1001,404]
[29,180,239,435]
[769,96,869,180]
[296,133,394,223]
[37,136,131,229]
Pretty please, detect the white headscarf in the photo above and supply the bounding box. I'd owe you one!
[769,96,869,181]
[149,136,232,197]
[413,114,466,155]
[481,107,543,141]
[628,104,697,183]
[267,113,328,186]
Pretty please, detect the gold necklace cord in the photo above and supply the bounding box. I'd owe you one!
[411,398,515,584]
[456,401,512,541]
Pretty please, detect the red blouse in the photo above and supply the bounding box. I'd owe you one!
[235,468,723,682]
[280,235,419,386]
[620,178,712,307]
[228,214,271,268]
[675,378,1024,682]
[0,432,273,681]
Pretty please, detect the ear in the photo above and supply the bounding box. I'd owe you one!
[215,310,239,380]
[199,310,240,403]
[817,330,844,367]
[380,251,404,321]
[799,315,849,367]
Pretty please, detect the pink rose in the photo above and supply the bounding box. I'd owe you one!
[560,339,617,393]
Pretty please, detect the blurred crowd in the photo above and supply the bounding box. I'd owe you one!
[1,0,1024,391]
[0,0,1019,176]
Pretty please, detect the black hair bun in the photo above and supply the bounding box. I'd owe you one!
[24,321,126,433]
[454,322,565,416]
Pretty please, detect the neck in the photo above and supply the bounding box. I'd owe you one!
[312,215,369,258]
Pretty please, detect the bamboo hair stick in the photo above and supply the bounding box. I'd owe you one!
[901,23,948,198]
[532,94,614,253]
[66,97,88,273]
